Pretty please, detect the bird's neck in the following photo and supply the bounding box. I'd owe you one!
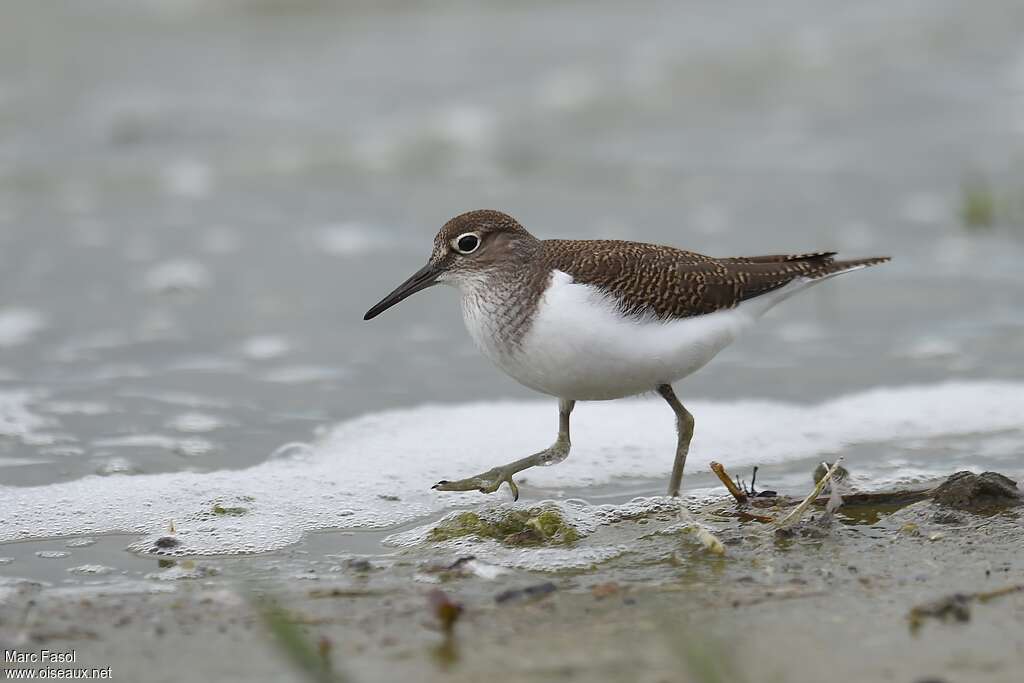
[458,261,550,354]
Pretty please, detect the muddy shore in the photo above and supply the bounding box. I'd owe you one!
[2,473,1021,683]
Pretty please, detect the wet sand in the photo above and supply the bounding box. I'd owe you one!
[3,483,1021,683]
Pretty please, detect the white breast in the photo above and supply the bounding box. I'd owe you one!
[461,269,812,401]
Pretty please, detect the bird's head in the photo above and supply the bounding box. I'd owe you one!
[363,209,537,320]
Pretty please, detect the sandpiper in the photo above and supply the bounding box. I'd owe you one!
[364,210,888,500]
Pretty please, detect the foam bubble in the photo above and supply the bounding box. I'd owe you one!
[35,551,70,559]
[0,381,1021,556]
[67,564,116,576]
[144,565,219,581]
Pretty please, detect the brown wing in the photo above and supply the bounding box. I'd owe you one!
[540,240,887,320]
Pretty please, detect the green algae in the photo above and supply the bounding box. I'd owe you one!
[428,507,579,546]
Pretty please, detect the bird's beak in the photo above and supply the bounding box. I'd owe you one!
[363,262,441,320]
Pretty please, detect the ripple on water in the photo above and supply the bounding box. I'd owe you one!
[0,308,47,347]
[166,412,225,433]
[240,335,292,361]
[142,259,211,294]
[0,390,53,440]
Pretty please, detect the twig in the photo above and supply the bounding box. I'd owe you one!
[710,461,749,505]
[737,510,775,524]
[774,458,845,529]
[976,583,1024,603]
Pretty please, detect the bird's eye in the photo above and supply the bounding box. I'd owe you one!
[454,233,480,254]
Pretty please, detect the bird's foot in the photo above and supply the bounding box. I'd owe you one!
[433,466,520,501]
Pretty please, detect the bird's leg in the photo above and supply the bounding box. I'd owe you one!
[657,384,694,498]
[433,399,575,501]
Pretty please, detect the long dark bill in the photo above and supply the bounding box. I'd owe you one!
[363,262,440,320]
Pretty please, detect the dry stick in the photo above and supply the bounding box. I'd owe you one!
[710,461,775,522]
[710,461,749,505]
[976,583,1024,603]
[774,458,845,529]
[737,510,775,524]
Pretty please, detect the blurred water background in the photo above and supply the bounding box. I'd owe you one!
[1,0,1023,578]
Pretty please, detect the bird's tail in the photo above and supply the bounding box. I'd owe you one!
[808,255,891,281]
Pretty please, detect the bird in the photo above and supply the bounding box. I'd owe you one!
[363,209,888,500]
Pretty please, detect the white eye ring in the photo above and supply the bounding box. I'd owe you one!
[452,232,481,254]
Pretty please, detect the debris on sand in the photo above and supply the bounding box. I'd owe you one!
[678,518,727,555]
[495,582,558,605]
[931,472,1022,512]
[421,556,508,582]
[812,461,850,488]
[712,463,1022,533]
[909,593,972,630]
[908,584,1024,633]
[710,460,848,535]
[428,589,464,669]
[428,589,464,635]
[591,582,621,599]
[774,459,846,530]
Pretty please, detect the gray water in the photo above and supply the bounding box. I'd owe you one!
[1,0,1024,583]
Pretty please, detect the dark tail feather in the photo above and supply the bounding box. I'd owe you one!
[811,256,891,279]
[722,251,837,264]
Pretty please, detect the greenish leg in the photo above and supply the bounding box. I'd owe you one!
[658,384,694,498]
[432,399,575,501]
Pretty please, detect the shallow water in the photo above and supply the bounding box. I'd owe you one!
[2,0,1024,586]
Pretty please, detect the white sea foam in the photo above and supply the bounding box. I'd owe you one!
[0,381,1021,557]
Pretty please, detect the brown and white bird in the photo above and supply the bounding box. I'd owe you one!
[364,209,888,500]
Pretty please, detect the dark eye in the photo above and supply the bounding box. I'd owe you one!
[454,233,480,254]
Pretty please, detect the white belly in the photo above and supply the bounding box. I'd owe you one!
[461,270,807,400]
